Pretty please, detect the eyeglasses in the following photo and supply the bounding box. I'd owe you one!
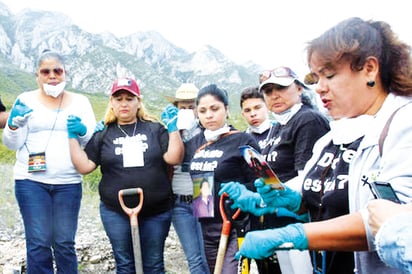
[39,67,64,77]
[259,67,297,84]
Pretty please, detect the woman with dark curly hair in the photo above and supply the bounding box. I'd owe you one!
[235,17,412,274]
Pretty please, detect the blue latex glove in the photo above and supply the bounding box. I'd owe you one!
[161,104,178,133]
[219,181,248,200]
[67,115,87,139]
[219,182,276,216]
[8,98,33,128]
[276,208,309,222]
[235,223,308,260]
[276,207,301,218]
[255,178,302,213]
[94,119,105,133]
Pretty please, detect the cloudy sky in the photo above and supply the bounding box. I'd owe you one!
[2,0,411,77]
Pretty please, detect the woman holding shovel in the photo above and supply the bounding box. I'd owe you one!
[68,77,184,274]
[185,84,259,273]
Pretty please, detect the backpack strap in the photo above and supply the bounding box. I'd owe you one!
[378,102,412,156]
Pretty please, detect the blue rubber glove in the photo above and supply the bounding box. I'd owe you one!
[161,104,178,133]
[94,119,105,133]
[219,182,276,216]
[8,98,33,128]
[276,207,301,218]
[255,178,302,213]
[276,208,309,222]
[235,223,308,260]
[67,115,87,139]
[219,181,248,200]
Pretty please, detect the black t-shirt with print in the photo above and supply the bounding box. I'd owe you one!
[248,126,272,151]
[302,137,363,274]
[262,105,330,182]
[186,128,259,223]
[85,121,173,216]
[256,106,330,229]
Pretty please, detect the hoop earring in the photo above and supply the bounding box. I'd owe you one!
[367,80,375,87]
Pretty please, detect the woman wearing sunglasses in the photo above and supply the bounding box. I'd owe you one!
[257,66,330,186]
[2,49,96,274]
[224,67,330,274]
[234,17,412,274]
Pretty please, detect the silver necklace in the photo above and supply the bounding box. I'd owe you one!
[117,122,137,137]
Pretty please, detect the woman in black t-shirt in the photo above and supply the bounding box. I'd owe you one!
[232,68,330,274]
[68,78,184,274]
[185,84,259,274]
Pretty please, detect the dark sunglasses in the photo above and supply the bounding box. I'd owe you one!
[259,66,298,84]
[39,67,64,77]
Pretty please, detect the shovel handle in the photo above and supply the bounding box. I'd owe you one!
[118,188,144,226]
[214,231,229,274]
[118,188,144,274]
[214,193,241,274]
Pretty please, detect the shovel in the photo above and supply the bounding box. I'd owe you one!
[118,187,144,274]
[214,192,242,274]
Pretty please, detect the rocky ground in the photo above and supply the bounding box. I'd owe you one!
[0,165,258,274]
[0,165,188,274]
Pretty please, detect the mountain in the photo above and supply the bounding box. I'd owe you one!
[0,1,262,113]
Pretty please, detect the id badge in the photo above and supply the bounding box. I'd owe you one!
[28,152,47,172]
[122,137,144,167]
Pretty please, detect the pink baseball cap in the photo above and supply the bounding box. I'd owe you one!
[111,78,140,97]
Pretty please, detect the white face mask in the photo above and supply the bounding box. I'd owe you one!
[271,103,302,125]
[43,81,66,98]
[204,124,230,142]
[329,115,374,145]
[177,109,196,130]
[247,119,271,134]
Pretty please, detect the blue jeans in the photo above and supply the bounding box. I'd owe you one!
[100,202,171,274]
[171,197,210,274]
[15,179,82,274]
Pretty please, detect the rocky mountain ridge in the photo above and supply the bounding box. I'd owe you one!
[0,1,261,110]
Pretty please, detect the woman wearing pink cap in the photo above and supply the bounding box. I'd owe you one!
[68,77,184,274]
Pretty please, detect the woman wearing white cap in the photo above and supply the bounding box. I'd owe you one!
[68,77,184,274]
[257,66,330,186]
[222,66,330,274]
[165,83,210,274]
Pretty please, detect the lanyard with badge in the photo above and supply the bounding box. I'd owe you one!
[26,94,63,173]
[117,123,144,167]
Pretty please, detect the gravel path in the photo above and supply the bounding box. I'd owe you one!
[0,165,188,274]
[0,165,258,274]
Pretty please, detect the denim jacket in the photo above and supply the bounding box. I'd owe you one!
[375,212,412,272]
